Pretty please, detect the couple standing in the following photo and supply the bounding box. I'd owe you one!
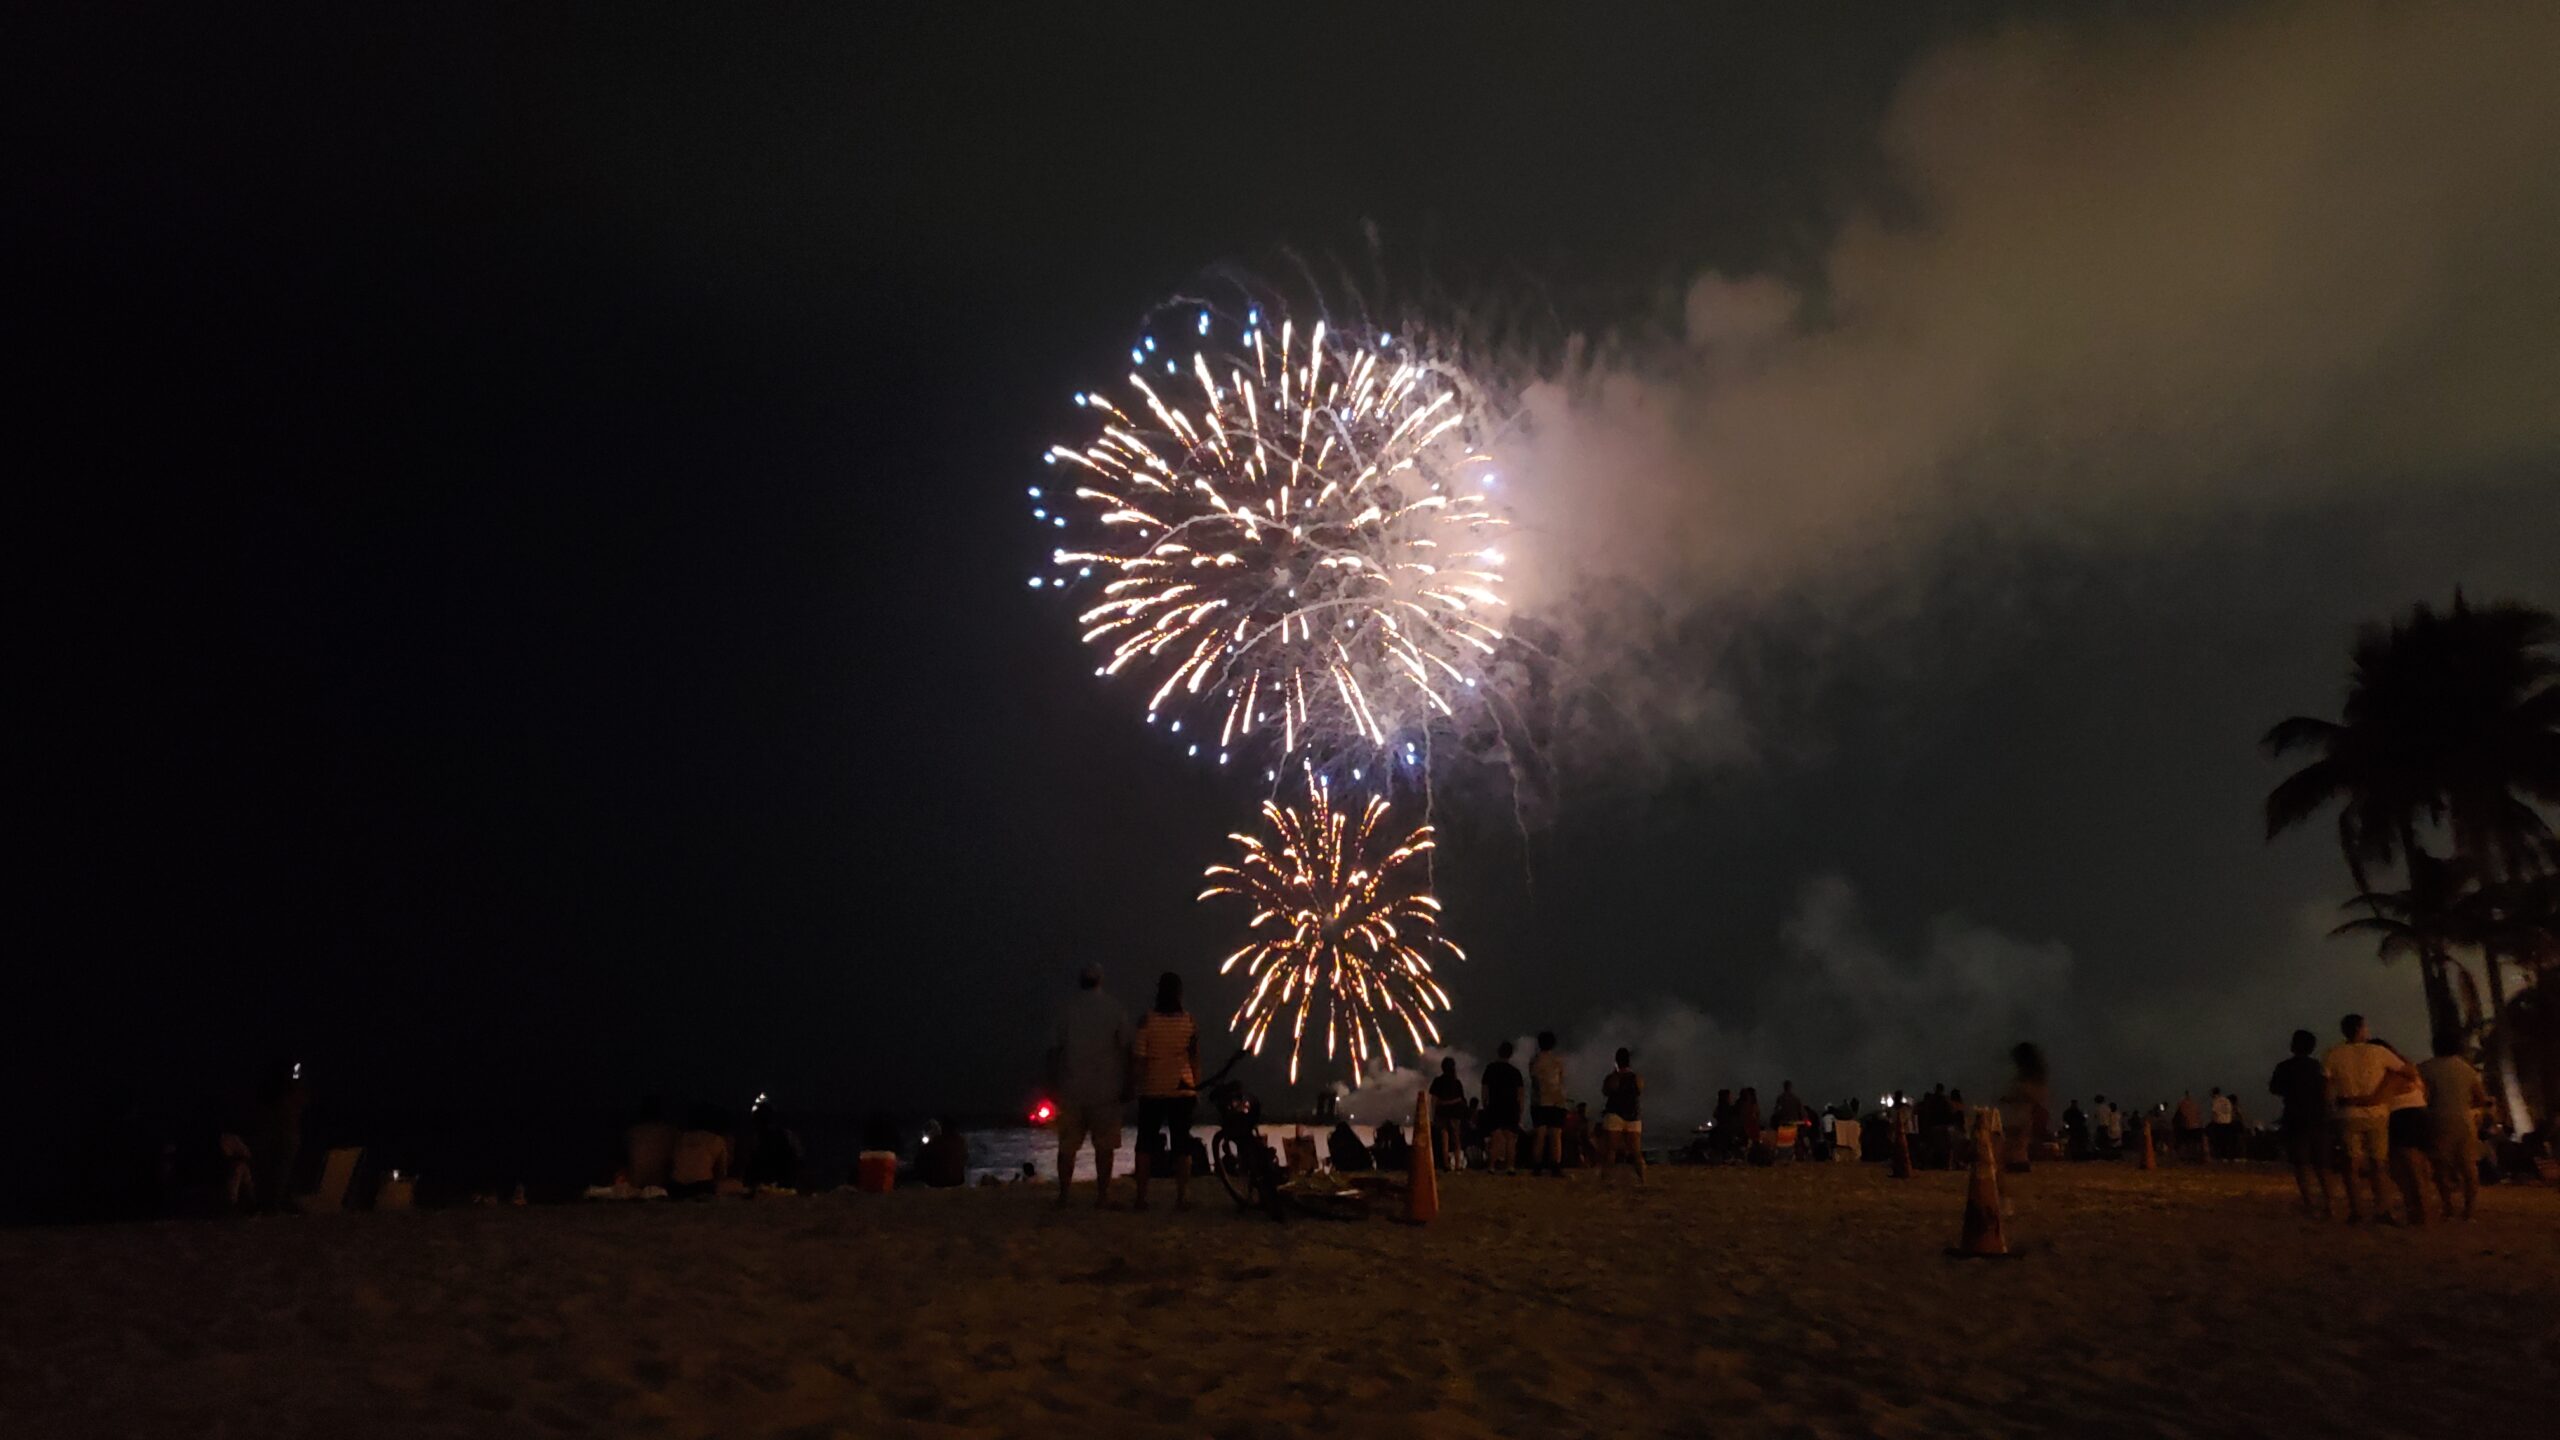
[1049,966,1200,1210]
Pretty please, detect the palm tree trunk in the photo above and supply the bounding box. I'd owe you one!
[2480,947,2535,1132]
[2397,821,2461,1044]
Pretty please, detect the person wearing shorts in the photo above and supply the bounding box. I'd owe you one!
[2267,1028,2334,1218]
[2374,1038,2436,1223]
[2417,1033,2489,1220]
[2324,1013,2419,1223]
[1528,1031,1568,1177]
[1048,963,1129,1208]
[1131,971,1199,1212]
[1599,1047,1645,1184]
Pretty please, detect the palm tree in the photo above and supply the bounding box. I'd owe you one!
[2267,593,2560,1123]
[2331,854,2485,1034]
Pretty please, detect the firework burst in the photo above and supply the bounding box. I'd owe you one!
[1199,780,1461,1085]
[1035,305,1510,768]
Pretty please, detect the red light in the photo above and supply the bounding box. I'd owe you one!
[1030,1100,1055,1125]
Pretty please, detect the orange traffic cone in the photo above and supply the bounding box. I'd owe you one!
[2137,1115,2156,1172]
[1950,1109,2009,1258]
[1890,1115,1914,1179]
[1407,1090,1440,1224]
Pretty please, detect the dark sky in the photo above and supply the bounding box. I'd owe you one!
[22,3,2559,1123]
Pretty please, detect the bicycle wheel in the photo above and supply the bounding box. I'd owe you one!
[1211,1133,1257,1209]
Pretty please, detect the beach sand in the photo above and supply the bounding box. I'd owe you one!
[4,1162,2553,1438]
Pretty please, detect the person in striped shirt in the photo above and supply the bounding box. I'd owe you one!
[1132,971,1200,1212]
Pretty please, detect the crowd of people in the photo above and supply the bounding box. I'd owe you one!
[1046,961,2528,1225]
[1047,974,1665,1201]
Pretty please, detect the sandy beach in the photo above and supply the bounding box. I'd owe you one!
[4,1162,2552,1439]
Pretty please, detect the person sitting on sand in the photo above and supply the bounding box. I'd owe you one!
[1482,1041,1525,1173]
[919,1118,968,1188]
[1567,1102,1599,1167]
[1428,1057,1467,1171]
[1049,962,1131,1210]
[1327,1119,1373,1172]
[2324,1013,2420,1223]
[1600,1049,1645,1184]
[1370,1119,1411,1172]
[669,1107,731,1199]
[1131,971,1200,1212]
[1529,1031,1568,1177]
[2269,1029,2334,1218]
[626,1096,678,1191]
[2416,1029,2489,1221]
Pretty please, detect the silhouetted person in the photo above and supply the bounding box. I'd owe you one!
[251,1060,306,1213]
[919,1117,967,1188]
[1998,1043,2049,1173]
[669,1106,731,1199]
[1481,1041,1525,1173]
[1327,1119,1372,1172]
[1919,1085,1955,1168]
[1529,1031,1568,1176]
[745,1103,804,1188]
[2417,1028,2489,1221]
[1371,1119,1411,1172]
[1428,1057,1467,1170]
[1600,1048,1645,1184]
[1772,1080,1807,1128]
[2269,1029,2334,1217]
[626,1096,678,1189]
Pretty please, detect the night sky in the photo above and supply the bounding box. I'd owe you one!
[23,3,2560,1125]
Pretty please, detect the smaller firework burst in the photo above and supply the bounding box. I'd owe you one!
[1200,780,1461,1086]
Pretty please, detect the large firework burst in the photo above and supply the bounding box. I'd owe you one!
[1199,780,1461,1085]
[1035,305,1510,768]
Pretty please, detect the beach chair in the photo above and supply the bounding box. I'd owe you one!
[1829,1119,1861,1162]
[1766,1122,1801,1163]
[296,1146,363,1213]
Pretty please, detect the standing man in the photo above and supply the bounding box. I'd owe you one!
[2171,1092,2203,1164]
[2093,1095,2122,1156]
[1428,1057,1468,1171]
[2416,1030,2490,1221]
[1481,1042,1526,1173]
[1528,1031,1567,1177]
[1048,963,1130,1210]
[2207,1087,2236,1162]
[2324,1013,2419,1223]
[1600,1047,1645,1184]
[2268,1029,2334,1218]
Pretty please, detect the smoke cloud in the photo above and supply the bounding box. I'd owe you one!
[1506,1,2560,613]
[1346,872,2428,1126]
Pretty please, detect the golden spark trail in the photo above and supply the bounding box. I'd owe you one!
[1198,780,1462,1086]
